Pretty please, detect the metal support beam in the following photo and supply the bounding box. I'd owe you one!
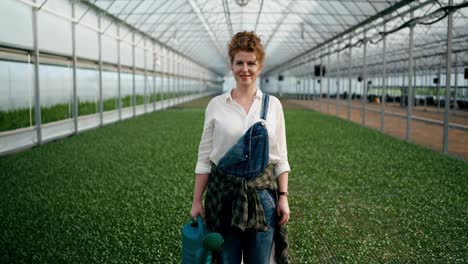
[406,10,415,142]
[144,38,148,113]
[171,52,175,106]
[313,70,316,101]
[437,56,441,112]
[160,47,165,108]
[327,46,331,113]
[362,31,368,126]
[222,0,234,37]
[380,23,387,132]
[72,2,78,134]
[443,0,454,154]
[453,54,458,110]
[32,0,42,145]
[187,0,229,65]
[166,48,170,109]
[98,14,103,126]
[347,36,352,121]
[132,32,136,117]
[264,0,419,75]
[177,54,180,105]
[295,76,298,99]
[319,55,323,112]
[153,41,157,111]
[263,0,295,50]
[336,42,341,116]
[117,25,122,120]
[254,0,265,33]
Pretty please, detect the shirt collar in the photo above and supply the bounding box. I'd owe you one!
[224,88,262,103]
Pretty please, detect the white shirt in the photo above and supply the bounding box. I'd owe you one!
[195,89,291,177]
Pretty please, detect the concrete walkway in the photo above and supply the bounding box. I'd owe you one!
[284,99,468,161]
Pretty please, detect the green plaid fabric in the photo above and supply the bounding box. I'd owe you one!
[205,163,289,263]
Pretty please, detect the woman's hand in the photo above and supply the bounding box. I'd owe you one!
[190,200,205,221]
[277,195,290,225]
[191,173,209,220]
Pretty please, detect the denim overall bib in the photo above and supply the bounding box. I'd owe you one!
[208,92,277,264]
[216,93,270,179]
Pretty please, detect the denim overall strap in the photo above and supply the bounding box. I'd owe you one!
[260,92,270,120]
[216,92,270,178]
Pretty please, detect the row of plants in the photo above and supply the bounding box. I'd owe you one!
[368,87,465,97]
[1,98,465,262]
[0,92,198,132]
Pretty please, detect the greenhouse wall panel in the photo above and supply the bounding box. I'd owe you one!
[75,6,99,60]
[38,10,72,56]
[0,0,33,49]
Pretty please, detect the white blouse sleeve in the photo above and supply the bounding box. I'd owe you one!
[274,100,291,177]
[195,100,215,174]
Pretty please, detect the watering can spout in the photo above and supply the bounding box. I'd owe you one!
[182,216,224,264]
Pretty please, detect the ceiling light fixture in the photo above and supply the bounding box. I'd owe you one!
[235,0,249,7]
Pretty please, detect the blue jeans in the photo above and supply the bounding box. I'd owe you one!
[220,189,277,264]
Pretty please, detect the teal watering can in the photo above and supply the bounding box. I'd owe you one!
[182,216,224,264]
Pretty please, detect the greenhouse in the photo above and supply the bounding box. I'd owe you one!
[0,0,467,263]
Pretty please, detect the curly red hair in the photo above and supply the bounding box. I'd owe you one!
[228,31,265,68]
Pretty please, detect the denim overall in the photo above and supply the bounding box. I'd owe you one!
[216,93,277,264]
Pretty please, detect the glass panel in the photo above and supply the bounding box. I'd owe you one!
[158,75,164,103]
[102,19,118,64]
[356,2,376,16]
[341,2,364,16]
[120,26,133,67]
[0,59,36,154]
[77,66,99,131]
[107,0,128,14]
[102,70,119,124]
[135,44,145,69]
[135,73,145,115]
[38,1,72,55]
[40,63,73,141]
[146,75,155,112]
[120,72,133,119]
[0,0,33,49]
[120,42,133,67]
[76,6,99,60]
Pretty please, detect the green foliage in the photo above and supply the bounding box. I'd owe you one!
[0,93,184,132]
[121,95,132,108]
[0,108,35,131]
[0,104,466,263]
[149,93,159,103]
[103,98,118,112]
[285,111,467,263]
[41,103,72,124]
[135,95,145,105]
[78,100,97,116]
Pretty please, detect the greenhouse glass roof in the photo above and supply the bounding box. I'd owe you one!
[88,0,467,76]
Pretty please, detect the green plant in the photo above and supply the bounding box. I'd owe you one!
[0,99,466,263]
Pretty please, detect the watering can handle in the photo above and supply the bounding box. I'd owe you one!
[197,215,204,240]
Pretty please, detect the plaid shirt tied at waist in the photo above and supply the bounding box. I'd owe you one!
[205,163,289,263]
[205,163,277,232]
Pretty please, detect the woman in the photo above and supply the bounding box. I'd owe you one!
[191,31,290,264]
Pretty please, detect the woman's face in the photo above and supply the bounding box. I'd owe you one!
[231,51,262,87]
